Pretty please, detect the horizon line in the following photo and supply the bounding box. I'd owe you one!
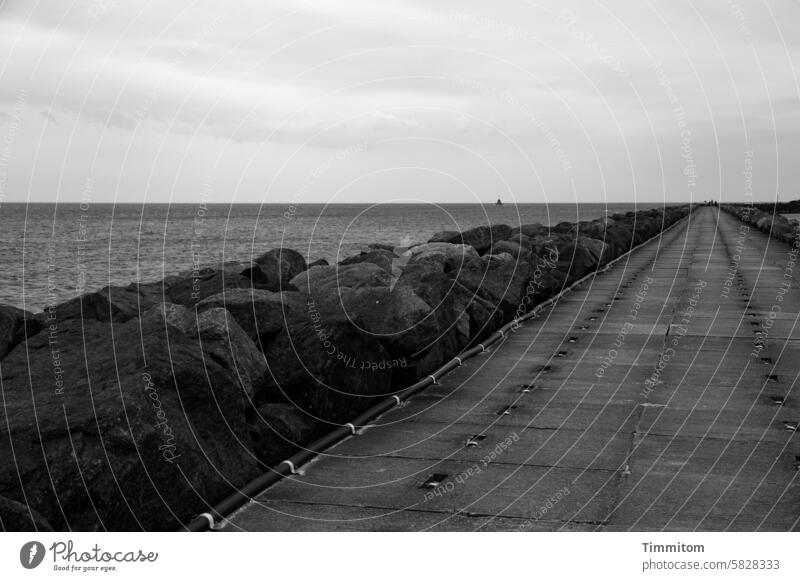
[0,200,781,206]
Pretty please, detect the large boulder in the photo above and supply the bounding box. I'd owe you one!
[0,305,43,359]
[779,224,800,245]
[488,240,531,260]
[571,236,609,272]
[339,249,397,272]
[630,210,662,243]
[543,234,610,282]
[253,248,307,284]
[290,263,393,333]
[145,303,269,398]
[361,261,470,361]
[44,282,165,325]
[366,242,397,253]
[526,252,569,304]
[0,310,266,531]
[0,495,53,531]
[196,289,307,344]
[458,283,505,342]
[372,261,472,381]
[511,223,549,238]
[158,261,272,304]
[571,219,630,258]
[249,403,319,466]
[550,221,576,235]
[427,230,459,244]
[367,283,435,355]
[404,243,480,272]
[290,262,391,293]
[0,208,698,531]
[428,224,513,254]
[736,205,800,243]
[260,315,396,424]
[756,215,775,233]
[50,261,270,326]
[250,262,399,422]
[454,251,531,321]
[265,253,479,408]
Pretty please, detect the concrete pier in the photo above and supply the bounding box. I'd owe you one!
[224,206,800,531]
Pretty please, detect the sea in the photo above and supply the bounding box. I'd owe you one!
[0,202,663,311]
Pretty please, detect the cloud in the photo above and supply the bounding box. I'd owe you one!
[0,0,799,202]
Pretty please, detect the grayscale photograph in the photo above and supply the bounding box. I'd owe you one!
[0,1,798,577]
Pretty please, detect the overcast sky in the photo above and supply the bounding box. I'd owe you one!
[0,0,798,204]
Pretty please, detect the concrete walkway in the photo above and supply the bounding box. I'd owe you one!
[224,206,800,531]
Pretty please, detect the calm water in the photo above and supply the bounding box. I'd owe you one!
[0,202,660,311]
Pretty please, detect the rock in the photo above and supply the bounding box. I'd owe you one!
[428,230,460,244]
[268,253,479,403]
[260,316,395,424]
[143,303,269,398]
[0,206,697,532]
[783,227,800,245]
[0,305,43,359]
[0,313,264,531]
[512,233,534,251]
[582,236,609,265]
[628,209,675,245]
[257,263,417,423]
[247,265,299,292]
[373,261,472,380]
[572,236,609,271]
[159,261,264,305]
[307,258,329,268]
[484,251,514,262]
[290,262,391,294]
[767,217,782,233]
[428,224,513,254]
[0,495,53,531]
[215,258,289,295]
[49,261,272,327]
[367,278,437,356]
[550,221,576,234]
[367,243,396,253]
[289,263,393,334]
[196,289,306,344]
[744,211,796,243]
[404,243,480,272]
[339,249,397,272]
[253,248,307,285]
[511,223,549,238]
[239,263,279,289]
[630,213,659,244]
[488,240,531,260]
[45,282,164,325]
[755,215,772,233]
[454,251,531,321]
[188,308,268,396]
[455,282,505,342]
[544,234,609,282]
[250,403,319,466]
